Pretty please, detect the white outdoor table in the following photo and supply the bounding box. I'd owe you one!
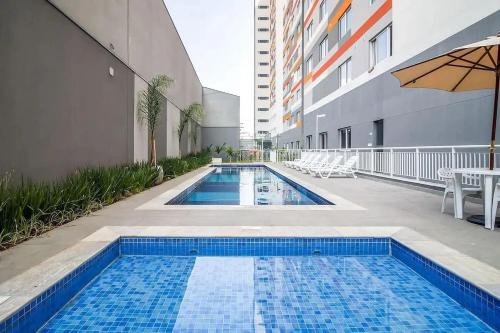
[452,168,500,230]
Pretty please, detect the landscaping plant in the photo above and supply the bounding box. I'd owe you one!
[177,103,203,156]
[0,152,211,250]
[137,74,174,166]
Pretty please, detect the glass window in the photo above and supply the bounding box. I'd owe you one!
[306,21,313,41]
[339,6,351,39]
[258,119,269,123]
[339,58,352,87]
[306,56,313,74]
[296,140,300,148]
[306,135,312,149]
[370,25,392,67]
[319,36,328,61]
[339,127,351,149]
[319,0,326,21]
[319,132,328,149]
[374,119,384,146]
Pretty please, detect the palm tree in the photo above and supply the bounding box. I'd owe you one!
[178,103,203,156]
[137,74,174,165]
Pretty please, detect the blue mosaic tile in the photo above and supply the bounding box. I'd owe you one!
[0,237,498,332]
[119,237,391,257]
[0,241,119,333]
[392,240,500,331]
[37,255,494,332]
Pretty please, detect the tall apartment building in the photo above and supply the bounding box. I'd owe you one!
[254,0,272,147]
[254,0,285,148]
[256,0,500,150]
[0,0,240,182]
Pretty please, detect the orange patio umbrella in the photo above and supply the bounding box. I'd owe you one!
[392,34,500,169]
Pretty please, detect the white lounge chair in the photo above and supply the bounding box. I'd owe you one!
[298,153,323,172]
[286,153,314,168]
[317,155,359,179]
[303,154,330,173]
[308,155,343,175]
[293,153,318,170]
[438,168,482,214]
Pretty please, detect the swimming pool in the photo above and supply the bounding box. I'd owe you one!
[166,166,333,205]
[2,237,498,332]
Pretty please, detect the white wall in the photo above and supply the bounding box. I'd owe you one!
[202,88,240,128]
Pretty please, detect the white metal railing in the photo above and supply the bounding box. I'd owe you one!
[276,145,500,188]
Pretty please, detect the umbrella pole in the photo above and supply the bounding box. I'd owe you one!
[489,66,500,170]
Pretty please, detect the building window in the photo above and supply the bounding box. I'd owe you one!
[258,50,269,54]
[374,119,384,146]
[258,73,269,77]
[306,21,313,41]
[370,25,392,67]
[258,39,269,43]
[258,17,269,20]
[258,119,269,123]
[258,28,269,32]
[257,85,269,88]
[319,0,326,21]
[339,6,351,39]
[319,132,328,149]
[259,62,269,66]
[319,36,328,61]
[258,107,269,111]
[339,127,351,149]
[258,96,269,100]
[339,57,351,87]
[306,135,312,149]
[306,56,313,74]
[296,140,300,149]
[258,5,269,9]
[290,142,294,149]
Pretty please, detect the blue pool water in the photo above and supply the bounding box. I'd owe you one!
[40,255,493,332]
[166,166,333,205]
[41,255,492,332]
[3,238,498,332]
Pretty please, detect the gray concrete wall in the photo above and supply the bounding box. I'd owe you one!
[0,0,135,182]
[277,10,500,149]
[202,87,240,149]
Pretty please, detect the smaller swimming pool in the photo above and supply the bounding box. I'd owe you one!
[166,165,333,205]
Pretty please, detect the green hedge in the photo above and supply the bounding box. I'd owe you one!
[0,152,211,249]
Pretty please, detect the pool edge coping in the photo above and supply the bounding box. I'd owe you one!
[135,163,365,211]
[0,225,499,325]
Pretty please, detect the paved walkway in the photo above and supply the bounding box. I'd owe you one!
[0,163,499,282]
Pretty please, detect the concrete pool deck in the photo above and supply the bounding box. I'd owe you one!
[0,162,499,284]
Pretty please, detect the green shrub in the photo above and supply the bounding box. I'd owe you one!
[0,152,210,249]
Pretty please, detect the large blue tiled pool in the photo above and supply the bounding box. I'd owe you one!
[2,238,499,332]
[166,166,333,205]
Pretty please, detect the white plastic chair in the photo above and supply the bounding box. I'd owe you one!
[437,168,482,214]
[308,155,343,175]
[490,182,500,230]
[299,153,324,172]
[317,156,358,179]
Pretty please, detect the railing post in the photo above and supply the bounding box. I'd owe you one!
[389,148,394,177]
[415,148,420,181]
[451,147,456,169]
[355,149,359,170]
[370,149,374,174]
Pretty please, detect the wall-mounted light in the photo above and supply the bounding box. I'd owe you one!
[109,66,114,77]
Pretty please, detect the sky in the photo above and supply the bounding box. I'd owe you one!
[165,0,254,137]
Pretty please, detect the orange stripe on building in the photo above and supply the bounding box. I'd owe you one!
[304,0,319,27]
[313,0,392,81]
[327,0,352,32]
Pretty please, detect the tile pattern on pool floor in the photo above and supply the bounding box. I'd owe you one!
[39,255,493,332]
